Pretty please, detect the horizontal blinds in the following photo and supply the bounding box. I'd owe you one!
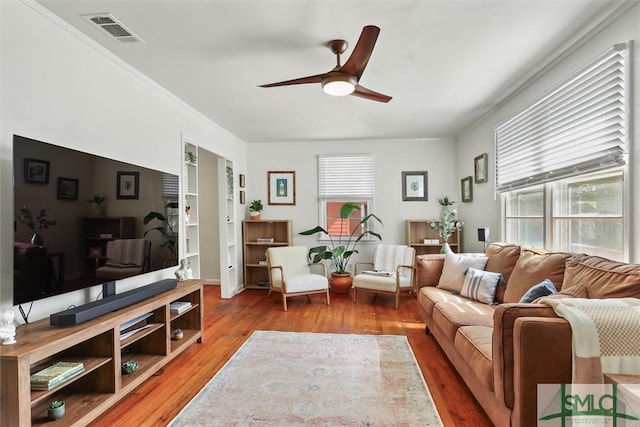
[495,43,627,192]
[318,154,374,197]
[162,173,179,199]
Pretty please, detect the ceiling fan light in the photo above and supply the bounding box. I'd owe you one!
[322,75,356,96]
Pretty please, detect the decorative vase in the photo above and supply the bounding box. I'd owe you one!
[92,203,104,217]
[121,360,139,375]
[30,232,43,246]
[441,241,451,254]
[329,273,353,294]
[47,401,65,420]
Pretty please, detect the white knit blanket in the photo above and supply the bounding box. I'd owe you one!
[540,297,640,383]
[106,239,146,267]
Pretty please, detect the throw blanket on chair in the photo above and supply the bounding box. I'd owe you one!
[540,297,640,383]
[106,239,146,267]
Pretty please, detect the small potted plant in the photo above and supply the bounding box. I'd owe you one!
[87,194,106,216]
[249,199,263,220]
[48,400,65,420]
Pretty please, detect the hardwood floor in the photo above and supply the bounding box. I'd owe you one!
[90,285,492,427]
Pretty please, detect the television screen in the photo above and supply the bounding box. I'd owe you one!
[12,135,179,306]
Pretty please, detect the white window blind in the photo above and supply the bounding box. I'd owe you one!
[161,173,179,199]
[495,43,628,192]
[318,154,374,197]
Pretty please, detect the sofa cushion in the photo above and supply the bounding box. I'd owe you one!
[415,254,445,288]
[519,279,557,303]
[432,300,495,341]
[455,326,494,391]
[418,286,474,320]
[562,254,640,299]
[503,249,570,303]
[485,243,522,303]
[461,267,503,304]
[438,251,488,293]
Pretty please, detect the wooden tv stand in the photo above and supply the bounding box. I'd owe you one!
[0,280,203,427]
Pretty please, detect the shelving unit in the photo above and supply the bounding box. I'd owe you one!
[81,217,136,273]
[183,141,200,277]
[0,280,203,427]
[218,157,237,297]
[242,220,291,289]
[406,219,461,256]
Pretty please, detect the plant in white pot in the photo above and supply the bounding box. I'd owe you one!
[299,203,382,293]
[249,199,263,220]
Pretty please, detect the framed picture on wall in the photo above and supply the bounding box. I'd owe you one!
[474,153,488,184]
[57,177,79,200]
[401,171,428,201]
[239,174,245,188]
[24,158,50,184]
[461,176,473,202]
[268,171,295,205]
[239,190,246,204]
[116,171,139,200]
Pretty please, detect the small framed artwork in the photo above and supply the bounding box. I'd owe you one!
[239,190,246,204]
[239,174,245,188]
[24,158,50,184]
[401,171,428,201]
[461,176,473,202]
[116,171,140,200]
[57,177,79,200]
[268,171,296,205]
[474,153,488,184]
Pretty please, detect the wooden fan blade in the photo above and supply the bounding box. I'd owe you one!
[341,25,380,80]
[351,84,392,103]
[259,73,325,88]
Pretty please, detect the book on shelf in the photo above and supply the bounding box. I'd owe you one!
[30,361,85,390]
[170,301,192,314]
[256,237,274,243]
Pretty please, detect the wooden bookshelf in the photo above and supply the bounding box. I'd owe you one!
[242,220,291,289]
[0,280,203,427]
[406,219,461,256]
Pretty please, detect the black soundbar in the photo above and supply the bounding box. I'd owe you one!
[50,279,178,327]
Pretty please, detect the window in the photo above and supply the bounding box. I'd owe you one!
[498,43,628,260]
[318,154,374,237]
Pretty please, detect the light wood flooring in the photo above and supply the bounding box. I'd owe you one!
[89,285,492,427]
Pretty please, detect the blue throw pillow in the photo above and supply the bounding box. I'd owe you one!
[519,279,558,303]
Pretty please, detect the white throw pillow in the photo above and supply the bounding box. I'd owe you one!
[461,267,503,304]
[437,251,488,293]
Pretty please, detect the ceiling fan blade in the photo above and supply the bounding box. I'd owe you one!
[259,73,325,88]
[351,84,392,103]
[340,25,380,80]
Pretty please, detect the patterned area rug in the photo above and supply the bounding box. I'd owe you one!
[170,331,443,426]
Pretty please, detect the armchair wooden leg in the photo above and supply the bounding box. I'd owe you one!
[326,288,331,306]
[352,288,357,303]
[282,294,288,311]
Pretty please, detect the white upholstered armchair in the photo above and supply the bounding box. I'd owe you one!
[266,246,330,311]
[352,244,416,309]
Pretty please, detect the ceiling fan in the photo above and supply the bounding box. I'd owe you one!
[259,25,392,103]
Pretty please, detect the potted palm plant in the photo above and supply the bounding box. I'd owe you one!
[249,199,263,220]
[299,203,382,293]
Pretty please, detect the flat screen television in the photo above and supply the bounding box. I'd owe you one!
[12,135,179,307]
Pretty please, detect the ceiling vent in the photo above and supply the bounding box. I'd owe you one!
[82,13,144,44]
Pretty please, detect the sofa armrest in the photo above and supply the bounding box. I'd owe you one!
[492,303,560,409]
[511,316,572,427]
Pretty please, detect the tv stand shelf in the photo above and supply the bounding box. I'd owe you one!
[0,280,203,427]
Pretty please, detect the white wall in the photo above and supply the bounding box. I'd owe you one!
[246,138,458,272]
[456,3,640,259]
[0,1,247,322]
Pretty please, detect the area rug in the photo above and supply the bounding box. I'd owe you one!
[169,331,443,426]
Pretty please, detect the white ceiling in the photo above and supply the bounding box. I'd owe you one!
[36,0,629,143]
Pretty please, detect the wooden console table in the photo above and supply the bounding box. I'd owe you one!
[0,280,203,427]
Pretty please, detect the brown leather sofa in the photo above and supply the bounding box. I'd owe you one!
[416,242,640,427]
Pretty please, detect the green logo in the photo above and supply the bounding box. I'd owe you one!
[538,384,640,426]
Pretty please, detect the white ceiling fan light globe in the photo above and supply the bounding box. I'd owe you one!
[321,75,356,96]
